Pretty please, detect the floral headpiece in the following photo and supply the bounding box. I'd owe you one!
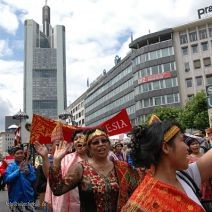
[87,129,107,144]
[163,125,180,143]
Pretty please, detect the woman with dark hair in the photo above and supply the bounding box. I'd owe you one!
[186,136,212,202]
[49,128,141,212]
[34,127,88,212]
[123,121,212,211]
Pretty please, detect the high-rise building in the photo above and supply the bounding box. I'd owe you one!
[24,2,67,121]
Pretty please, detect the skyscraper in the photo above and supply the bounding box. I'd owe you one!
[24,2,67,121]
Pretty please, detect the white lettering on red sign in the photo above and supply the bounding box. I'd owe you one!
[138,72,172,84]
[105,120,128,133]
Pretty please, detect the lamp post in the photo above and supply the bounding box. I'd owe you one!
[58,111,77,126]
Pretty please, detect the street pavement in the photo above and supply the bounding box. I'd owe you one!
[0,190,43,212]
[0,190,9,211]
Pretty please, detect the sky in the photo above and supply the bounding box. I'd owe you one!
[0,0,211,131]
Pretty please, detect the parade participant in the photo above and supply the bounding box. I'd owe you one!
[49,128,141,212]
[4,146,36,211]
[122,121,212,211]
[186,136,212,201]
[34,128,88,212]
[186,137,204,162]
[205,127,212,149]
[110,141,125,161]
[0,153,7,191]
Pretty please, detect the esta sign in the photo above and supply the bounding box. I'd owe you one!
[198,5,212,19]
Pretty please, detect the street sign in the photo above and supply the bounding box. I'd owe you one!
[207,96,212,108]
[206,84,212,96]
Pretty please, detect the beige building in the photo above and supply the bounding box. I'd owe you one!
[173,17,212,105]
[66,92,86,126]
[0,132,14,153]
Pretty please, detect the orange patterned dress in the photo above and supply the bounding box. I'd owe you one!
[122,173,204,212]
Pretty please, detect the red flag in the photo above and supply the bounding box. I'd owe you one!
[98,109,132,136]
[30,108,132,144]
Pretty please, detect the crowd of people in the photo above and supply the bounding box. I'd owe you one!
[1,118,212,211]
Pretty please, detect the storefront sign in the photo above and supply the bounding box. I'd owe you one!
[138,72,172,84]
[198,5,212,19]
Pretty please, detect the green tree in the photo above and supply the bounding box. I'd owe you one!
[144,106,182,126]
[179,91,209,130]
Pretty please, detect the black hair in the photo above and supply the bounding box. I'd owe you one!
[185,137,199,147]
[71,129,87,141]
[13,146,24,154]
[130,121,182,169]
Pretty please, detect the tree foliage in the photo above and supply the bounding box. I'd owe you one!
[178,90,209,130]
[144,91,209,130]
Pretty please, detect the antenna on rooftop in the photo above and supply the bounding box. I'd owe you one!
[45,0,48,5]
[130,32,133,42]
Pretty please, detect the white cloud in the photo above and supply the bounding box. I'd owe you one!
[0,2,19,34]
[0,0,212,131]
[0,40,13,57]
[0,60,23,117]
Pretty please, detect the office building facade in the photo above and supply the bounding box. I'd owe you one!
[173,17,212,104]
[66,92,86,126]
[130,28,180,124]
[24,2,67,121]
[85,54,136,125]
[0,132,15,153]
[84,17,212,126]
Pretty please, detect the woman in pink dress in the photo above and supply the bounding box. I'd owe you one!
[34,129,88,212]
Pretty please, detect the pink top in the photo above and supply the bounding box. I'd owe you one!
[45,152,83,212]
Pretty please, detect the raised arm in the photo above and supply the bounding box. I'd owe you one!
[197,149,212,182]
[34,141,49,178]
[49,162,83,196]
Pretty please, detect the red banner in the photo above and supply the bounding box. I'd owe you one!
[138,72,172,84]
[30,108,132,144]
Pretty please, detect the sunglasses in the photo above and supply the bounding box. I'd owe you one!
[90,138,109,145]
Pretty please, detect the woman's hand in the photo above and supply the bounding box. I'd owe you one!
[34,141,48,159]
[53,141,71,167]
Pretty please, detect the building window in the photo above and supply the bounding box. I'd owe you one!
[199,28,207,39]
[180,34,188,44]
[191,44,198,53]
[187,95,194,100]
[182,47,188,55]
[206,75,212,84]
[154,97,161,106]
[196,76,203,86]
[201,42,208,51]
[186,78,192,87]
[208,25,212,37]
[184,62,190,72]
[203,57,211,67]
[193,60,201,69]
[189,31,197,42]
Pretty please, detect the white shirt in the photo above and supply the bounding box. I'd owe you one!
[176,162,203,209]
